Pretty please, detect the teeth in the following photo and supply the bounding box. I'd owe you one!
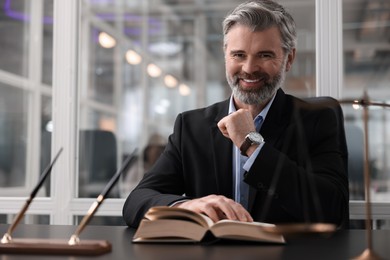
[242,78,260,83]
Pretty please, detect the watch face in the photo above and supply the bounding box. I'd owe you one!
[248,132,264,144]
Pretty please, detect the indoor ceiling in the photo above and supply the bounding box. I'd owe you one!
[0,0,389,90]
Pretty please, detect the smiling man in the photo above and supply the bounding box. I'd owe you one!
[123,0,349,228]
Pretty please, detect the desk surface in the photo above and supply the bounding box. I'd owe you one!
[0,224,389,260]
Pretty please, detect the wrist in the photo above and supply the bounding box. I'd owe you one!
[239,132,264,156]
[245,144,259,157]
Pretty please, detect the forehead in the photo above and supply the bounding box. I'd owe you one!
[225,25,283,52]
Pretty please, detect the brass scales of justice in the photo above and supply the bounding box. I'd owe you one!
[0,148,137,256]
[252,91,390,260]
[340,92,390,260]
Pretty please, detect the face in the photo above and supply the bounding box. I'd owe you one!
[224,25,295,105]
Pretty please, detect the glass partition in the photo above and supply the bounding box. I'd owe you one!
[342,0,390,202]
[78,0,317,199]
[0,214,50,225]
[42,0,54,86]
[0,0,30,76]
[0,0,53,198]
[0,84,28,191]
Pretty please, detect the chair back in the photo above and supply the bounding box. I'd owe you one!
[303,96,349,228]
[79,130,118,198]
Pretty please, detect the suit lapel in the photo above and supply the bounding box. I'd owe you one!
[248,89,292,211]
[210,100,233,198]
[260,89,292,148]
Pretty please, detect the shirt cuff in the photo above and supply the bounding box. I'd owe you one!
[169,199,190,207]
[243,142,264,172]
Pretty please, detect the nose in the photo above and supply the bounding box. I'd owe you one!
[242,57,259,74]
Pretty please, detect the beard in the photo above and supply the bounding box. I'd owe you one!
[226,61,287,105]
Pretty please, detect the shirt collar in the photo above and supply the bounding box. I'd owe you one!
[228,92,277,121]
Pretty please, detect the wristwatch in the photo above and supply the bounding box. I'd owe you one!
[239,132,264,156]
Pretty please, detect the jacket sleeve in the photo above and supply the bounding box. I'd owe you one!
[244,106,349,227]
[122,114,190,228]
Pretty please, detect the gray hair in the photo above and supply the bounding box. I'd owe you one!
[222,0,297,53]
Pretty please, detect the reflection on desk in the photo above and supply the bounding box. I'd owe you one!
[1,224,390,260]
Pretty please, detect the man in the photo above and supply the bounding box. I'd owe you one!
[123,0,349,228]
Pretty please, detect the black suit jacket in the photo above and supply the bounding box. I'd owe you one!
[123,89,349,228]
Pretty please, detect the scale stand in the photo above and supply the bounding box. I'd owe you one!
[340,91,390,260]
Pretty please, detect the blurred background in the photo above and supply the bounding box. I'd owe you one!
[0,0,389,227]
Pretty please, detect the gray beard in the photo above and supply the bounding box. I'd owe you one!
[227,66,286,105]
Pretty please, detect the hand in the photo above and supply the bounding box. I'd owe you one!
[173,194,253,223]
[217,109,256,148]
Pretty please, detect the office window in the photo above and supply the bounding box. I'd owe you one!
[75,215,125,226]
[0,214,49,225]
[77,0,317,200]
[0,85,28,191]
[0,0,30,77]
[42,0,54,86]
[342,0,390,202]
[0,0,52,198]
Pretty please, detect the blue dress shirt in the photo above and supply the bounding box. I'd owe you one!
[229,94,276,209]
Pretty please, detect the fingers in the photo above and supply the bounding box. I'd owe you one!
[177,195,253,223]
[217,109,256,146]
[217,118,230,138]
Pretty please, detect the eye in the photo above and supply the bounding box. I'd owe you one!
[233,53,245,59]
[230,52,246,60]
[259,53,274,59]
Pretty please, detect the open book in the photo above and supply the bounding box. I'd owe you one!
[132,206,285,244]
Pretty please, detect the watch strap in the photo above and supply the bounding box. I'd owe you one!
[240,137,252,156]
[240,132,264,156]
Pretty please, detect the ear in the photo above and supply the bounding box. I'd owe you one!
[285,48,296,72]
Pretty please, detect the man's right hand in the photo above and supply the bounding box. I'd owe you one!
[172,194,253,223]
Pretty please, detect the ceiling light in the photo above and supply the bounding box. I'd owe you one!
[126,50,142,65]
[147,64,162,77]
[98,32,116,48]
[164,75,178,88]
[179,84,191,96]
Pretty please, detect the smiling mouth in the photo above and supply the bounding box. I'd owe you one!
[241,78,262,83]
[239,76,268,87]
[232,73,269,87]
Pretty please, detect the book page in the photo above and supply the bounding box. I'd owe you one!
[133,219,208,242]
[216,219,276,228]
[144,206,214,228]
[210,220,285,244]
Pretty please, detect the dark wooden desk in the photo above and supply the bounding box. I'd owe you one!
[0,224,389,260]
